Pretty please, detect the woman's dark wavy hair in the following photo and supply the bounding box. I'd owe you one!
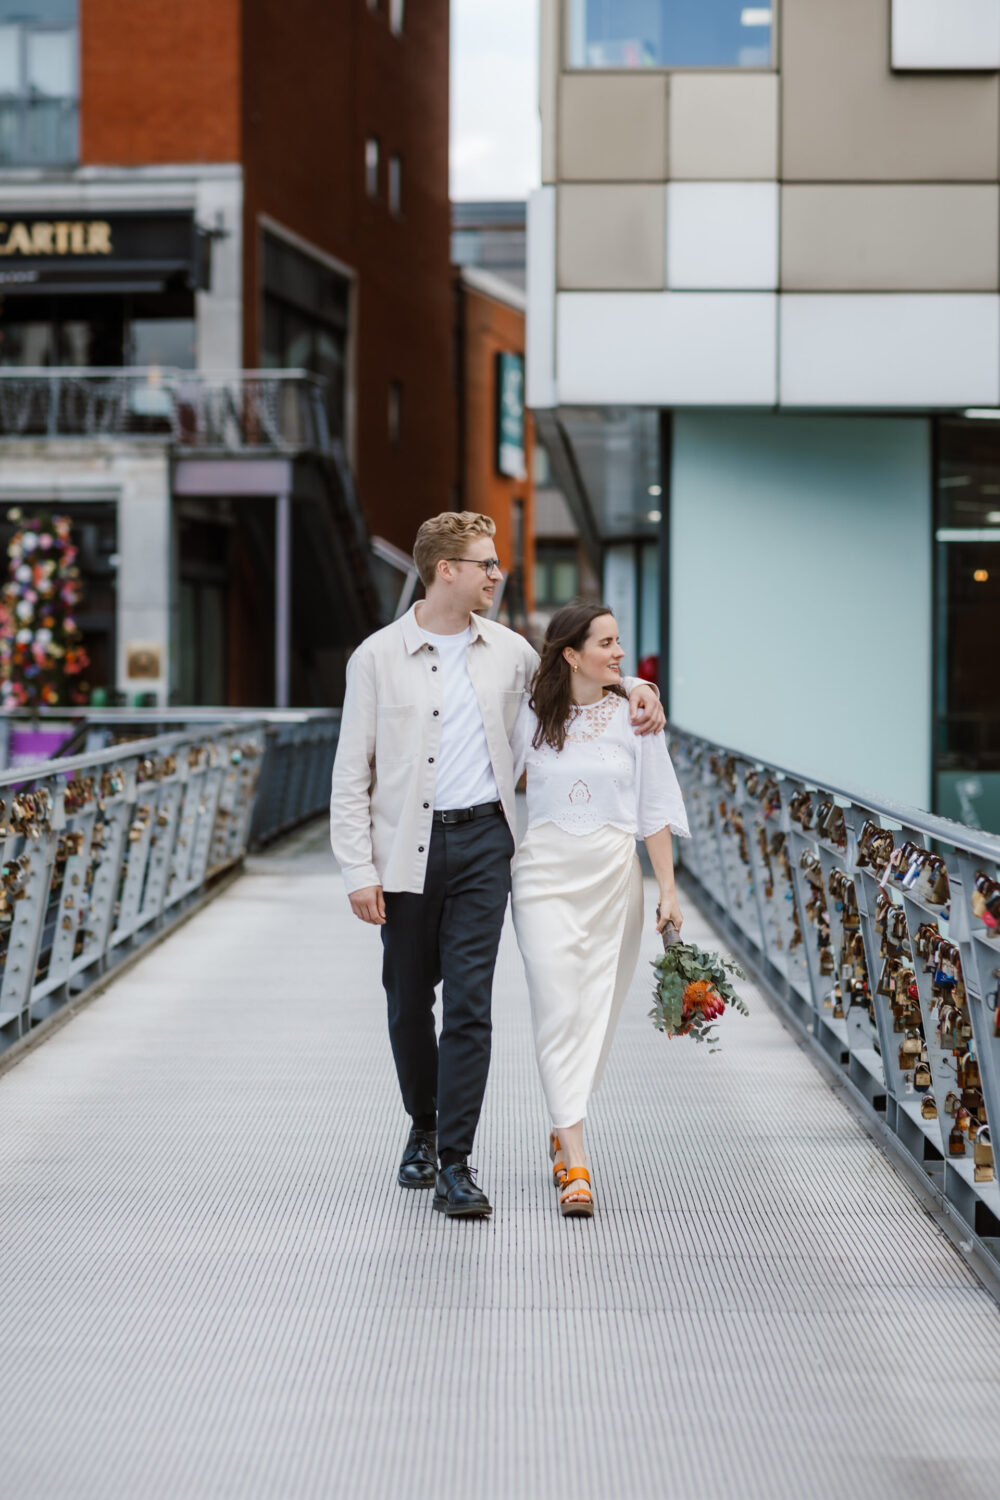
[529,600,626,752]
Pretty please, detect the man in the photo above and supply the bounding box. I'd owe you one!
[330,512,664,1219]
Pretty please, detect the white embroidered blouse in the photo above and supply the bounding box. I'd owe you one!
[512,691,690,841]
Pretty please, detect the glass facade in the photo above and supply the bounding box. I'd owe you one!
[0,0,78,165]
[535,542,580,606]
[261,232,350,441]
[935,419,1000,833]
[568,0,773,69]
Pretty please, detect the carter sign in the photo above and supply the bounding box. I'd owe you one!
[0,221,113,256]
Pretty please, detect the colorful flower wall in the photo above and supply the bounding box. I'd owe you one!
[0,510,91,710]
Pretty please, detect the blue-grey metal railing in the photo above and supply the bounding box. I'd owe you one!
[0,709,340,1053]
[0,709,339,850]
[669,724,1000,1260]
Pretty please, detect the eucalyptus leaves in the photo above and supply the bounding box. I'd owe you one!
[650,940,749,1050]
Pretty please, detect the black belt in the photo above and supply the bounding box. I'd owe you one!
[433,800,503,826]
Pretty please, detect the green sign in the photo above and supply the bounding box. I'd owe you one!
[496,352,525,479]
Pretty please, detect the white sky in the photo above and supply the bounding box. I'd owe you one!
[450,0,541,202]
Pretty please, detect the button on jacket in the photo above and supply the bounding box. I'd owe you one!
[330,606,537,895]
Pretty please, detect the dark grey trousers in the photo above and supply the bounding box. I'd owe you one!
[380,811,515,1161]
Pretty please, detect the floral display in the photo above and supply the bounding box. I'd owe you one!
[650,927,748,1049]
[0,509,90,710]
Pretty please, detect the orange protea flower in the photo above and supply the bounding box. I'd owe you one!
[682,980,717,1011]
[681,979,726,1023]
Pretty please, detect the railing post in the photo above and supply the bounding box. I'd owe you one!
[275,494,292,709]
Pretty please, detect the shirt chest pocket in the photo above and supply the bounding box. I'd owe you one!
[376,704,416,763]
[499,690,523,735]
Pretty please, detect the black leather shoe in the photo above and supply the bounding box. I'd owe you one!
[398,1127,437,1189]
[432,1160,492,1218]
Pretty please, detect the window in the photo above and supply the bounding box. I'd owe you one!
[388,154,402,215]
[535,544,580,607]
[388,380,402,445]
[0,1,78,165]
[0,290,194,371]
[365,136,380,198]
[934,419,1000,832]
[390,0,404,34]
[261,232,350,440]
[568,0,773,69]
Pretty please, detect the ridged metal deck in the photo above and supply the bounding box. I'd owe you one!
[3,821,1000,1499]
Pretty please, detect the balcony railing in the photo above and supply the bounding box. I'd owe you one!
[0,368,332,453]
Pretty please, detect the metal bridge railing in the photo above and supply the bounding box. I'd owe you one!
[669,725,1000,1262]
[0,710,340,1054]
[0,709,340,850]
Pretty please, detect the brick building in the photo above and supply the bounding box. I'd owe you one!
[453,264,534,636]
[0,0,453,705]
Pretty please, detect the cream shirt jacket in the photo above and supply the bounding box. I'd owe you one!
[329,605,650,896]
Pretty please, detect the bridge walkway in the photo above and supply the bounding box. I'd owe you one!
[2,820,1000,1499]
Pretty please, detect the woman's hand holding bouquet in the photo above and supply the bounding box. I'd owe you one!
[651,906,748,1050]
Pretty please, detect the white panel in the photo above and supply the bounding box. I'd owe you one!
[780,294,1000,407]
[667,183,778,290]
[196,174,243,373]
[892,0,1000,70]
[526,187,557,409]
[556,292,777,406]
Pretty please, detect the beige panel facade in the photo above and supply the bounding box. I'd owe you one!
[782,185,1000,291]
[668,73,779,180]
[539,0,559,185]
[557,185,666,290]
[558,74,668,182]
[782,0,1000,181]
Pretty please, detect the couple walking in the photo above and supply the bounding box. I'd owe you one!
[330,511,689,1219]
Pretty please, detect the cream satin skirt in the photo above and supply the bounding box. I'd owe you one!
[511,821,643,1129]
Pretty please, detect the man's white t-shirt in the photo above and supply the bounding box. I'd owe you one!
[418,625,501,810]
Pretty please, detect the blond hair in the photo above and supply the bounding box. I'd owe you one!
[413,511,496,588]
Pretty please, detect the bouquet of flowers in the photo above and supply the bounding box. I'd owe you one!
[650,923,748,1049]
[0,509,90,711]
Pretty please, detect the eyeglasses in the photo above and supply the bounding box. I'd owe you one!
[446,557,503,577]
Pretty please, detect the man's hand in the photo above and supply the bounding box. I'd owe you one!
[627,682,666,736]
[349,885,386,925]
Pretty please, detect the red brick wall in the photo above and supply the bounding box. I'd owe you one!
[78,0,453,560]
[80,2,241,164]
[456,279,535,618]
[241,0,454,553]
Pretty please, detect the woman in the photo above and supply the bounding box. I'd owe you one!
[511,602,689,1218]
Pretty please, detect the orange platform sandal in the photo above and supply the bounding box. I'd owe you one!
[549,1131,568,1189]
[559,1167,594,1218]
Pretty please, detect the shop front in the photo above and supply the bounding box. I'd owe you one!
[0,209,208,371]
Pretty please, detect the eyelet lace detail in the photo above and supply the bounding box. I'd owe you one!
[565,694,622,742]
